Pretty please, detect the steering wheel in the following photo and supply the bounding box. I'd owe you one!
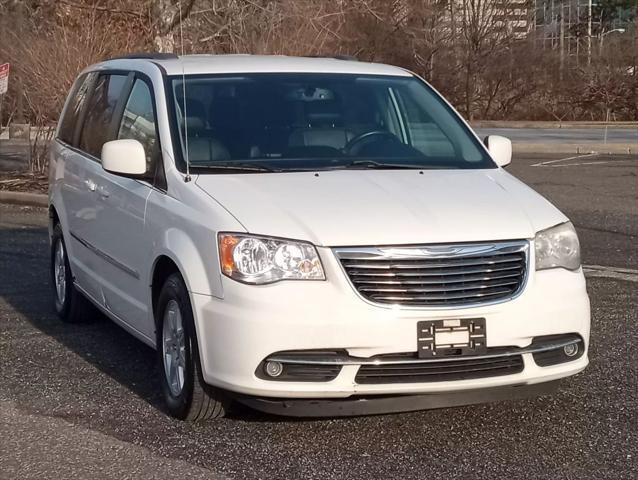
[343,130,399,155]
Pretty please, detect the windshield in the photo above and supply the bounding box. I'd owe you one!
[167,73,494,172]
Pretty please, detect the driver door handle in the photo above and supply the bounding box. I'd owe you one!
[85,179,97,192]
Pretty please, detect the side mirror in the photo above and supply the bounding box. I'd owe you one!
[101,139,147,177]
[484,135,512,167]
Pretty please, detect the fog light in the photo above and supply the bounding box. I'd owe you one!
[264,361,283,377]
[563,343,579,357]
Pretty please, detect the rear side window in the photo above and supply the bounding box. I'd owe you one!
[117,79,158,169]
[78,74,128,159]
[57,73,95,145]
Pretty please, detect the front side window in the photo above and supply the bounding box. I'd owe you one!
[167,73,493,173]
[117,79,159,170]
[79,74,128,158]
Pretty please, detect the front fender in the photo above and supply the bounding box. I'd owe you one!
[151,228,223,298]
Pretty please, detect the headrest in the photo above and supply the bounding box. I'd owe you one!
[182,116,206,132]
[305,100,342,126]
[176,98,206,119]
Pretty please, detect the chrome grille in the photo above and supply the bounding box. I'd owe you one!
[335,241,529,307]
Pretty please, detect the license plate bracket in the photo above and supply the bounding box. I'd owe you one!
[417,318,487,358]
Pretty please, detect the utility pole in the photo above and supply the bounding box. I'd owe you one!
[15,0,24,123]
[587,0,591,65]
[559,5,565,80]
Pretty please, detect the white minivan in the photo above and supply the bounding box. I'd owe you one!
[49,54,590,420]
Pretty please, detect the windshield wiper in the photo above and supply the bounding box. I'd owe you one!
[340,159,444,170]
[191,162,277,173]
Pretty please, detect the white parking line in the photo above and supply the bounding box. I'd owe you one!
[532,154,637,168]
[531,153,598,167]
[548,160,637,168]
[583,265,638,283]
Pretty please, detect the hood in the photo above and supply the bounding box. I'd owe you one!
[195,168,567,246]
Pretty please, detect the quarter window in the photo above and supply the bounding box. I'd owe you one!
[78,74,128,158]
[117,79,159,169]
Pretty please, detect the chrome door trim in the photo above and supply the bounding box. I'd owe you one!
[332,240,530,310]
[70,230,140,279]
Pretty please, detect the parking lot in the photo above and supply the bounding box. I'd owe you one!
[1,153,637,479]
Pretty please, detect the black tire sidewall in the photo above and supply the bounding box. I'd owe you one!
[51,224,73,317]
[156,274,198,419]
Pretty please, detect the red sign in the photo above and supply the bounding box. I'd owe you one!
[0,63,9,95]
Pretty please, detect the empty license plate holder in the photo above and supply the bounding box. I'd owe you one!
[417,318,487,358]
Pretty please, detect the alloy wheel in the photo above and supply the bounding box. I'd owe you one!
[162,299,186,396]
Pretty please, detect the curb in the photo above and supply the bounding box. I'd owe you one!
[0,191,48,207]
[472,121,638,129]
[512,143,635,154]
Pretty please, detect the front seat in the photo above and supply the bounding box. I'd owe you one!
[288,100,353,150]
[181,116,230,164]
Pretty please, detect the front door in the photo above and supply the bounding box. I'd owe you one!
[89,77,162,339]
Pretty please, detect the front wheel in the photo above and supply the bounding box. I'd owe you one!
[156,273,228,421]
[50,224,93,323]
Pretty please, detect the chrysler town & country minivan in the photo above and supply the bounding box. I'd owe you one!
[48,54,590,420]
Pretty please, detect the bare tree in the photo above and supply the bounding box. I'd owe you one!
[0,0,636,128]
[152,0,196,53]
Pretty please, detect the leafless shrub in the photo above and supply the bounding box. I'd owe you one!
[0,0,636,125]
[186,0,348,56]
[0,5,145,125]
[28,126,55,174]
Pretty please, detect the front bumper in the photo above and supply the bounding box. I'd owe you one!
[191,247,590,399]
[232,380,562,417]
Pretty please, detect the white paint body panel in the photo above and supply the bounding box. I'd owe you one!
[153,54,412,77]
[485,135,513,167]
[193,264,590,397]
[195,168,567,246]
[49,55,590,400]
[101,139,147,175]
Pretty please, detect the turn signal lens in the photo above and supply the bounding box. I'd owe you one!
[219,234,239,276]
[217,233,325,284]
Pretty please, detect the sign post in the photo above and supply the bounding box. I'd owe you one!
[0,63,9,131]
[0,63,9,95]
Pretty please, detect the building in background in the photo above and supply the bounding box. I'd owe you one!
[533,0,636,60]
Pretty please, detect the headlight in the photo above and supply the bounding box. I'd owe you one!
[218,233,325,284]
[535,222,581,271]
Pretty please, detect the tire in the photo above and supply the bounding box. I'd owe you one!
[50,223,94,323]
[156,273,228,421]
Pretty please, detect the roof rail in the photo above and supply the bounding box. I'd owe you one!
[305,54,358,62]
[108,52,179,61]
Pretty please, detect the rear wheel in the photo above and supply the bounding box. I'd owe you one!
[50,224,93,323]
[156,273,228,421]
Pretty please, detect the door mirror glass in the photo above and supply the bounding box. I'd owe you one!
[101,139,147,176]
[484,135,512,167]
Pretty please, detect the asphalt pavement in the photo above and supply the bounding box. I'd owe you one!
[1,153,637,479]
[0,140,30,172]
